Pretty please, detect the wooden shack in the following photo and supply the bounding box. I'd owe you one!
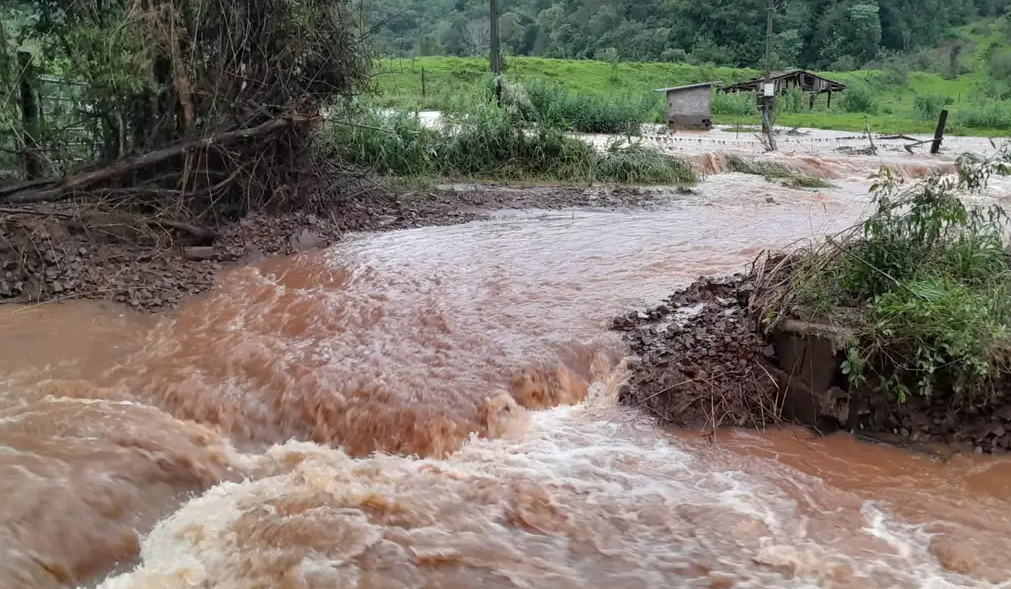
[720,69,846,109]
[653,82,718,130]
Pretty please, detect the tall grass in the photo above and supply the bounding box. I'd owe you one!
[725,154,832,188]
[324,106,696,185]
[505,78,653,135]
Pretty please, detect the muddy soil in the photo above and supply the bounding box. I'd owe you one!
[610,275,782,430]
[615,274,1011,456]
[0,183,684,312]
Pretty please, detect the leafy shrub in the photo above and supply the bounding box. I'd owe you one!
[829,55,859,72]
[959,102,1011,130]
[511,79,649,134]
[913,94,949,121]
[661,48,688,63]
[780,155,1011,403]
[989,50,1011,81]
[775,88,805,115]
[839,80,878,114]
[712,91,757,116]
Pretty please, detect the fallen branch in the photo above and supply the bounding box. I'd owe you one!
[2,116,310,205]
[150,219,217,244]
[903,139,935,154]
[879,134,917,141]
[1,205,215,244]
[0,207,74,218]
[0,177,58,197]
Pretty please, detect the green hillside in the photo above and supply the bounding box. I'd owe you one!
[373,55,1003,136]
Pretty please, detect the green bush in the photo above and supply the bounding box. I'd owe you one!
[959,102,1011,130]
[781,156,1011,403]
[838,80,878,114]
[970,77,1011,102]
[913,94,949,121]
[712,91,758,116]
[775,88,805,115]
[508,78,650,135]
[990,50,1011,82]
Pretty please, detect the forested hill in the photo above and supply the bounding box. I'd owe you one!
[366,0,1008,69]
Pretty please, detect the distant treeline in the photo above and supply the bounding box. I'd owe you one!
[365,0,1009,69]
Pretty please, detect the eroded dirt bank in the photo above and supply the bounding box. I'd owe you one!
[0,184,675,311]
[615,274,1011,456]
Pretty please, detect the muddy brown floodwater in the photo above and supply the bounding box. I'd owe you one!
[4,155,1011,589]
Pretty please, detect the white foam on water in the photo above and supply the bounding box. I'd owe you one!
[87,400,1008,589]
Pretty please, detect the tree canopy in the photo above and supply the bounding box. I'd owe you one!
[366,0,1006,69]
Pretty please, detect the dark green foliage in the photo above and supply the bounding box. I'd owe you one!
[364,0,980,70]
[713,92,758,117]
[959,102,1011,129]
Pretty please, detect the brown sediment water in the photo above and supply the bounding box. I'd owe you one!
[3,163,1011,589]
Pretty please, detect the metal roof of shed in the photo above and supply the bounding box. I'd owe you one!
[652,81,721,93]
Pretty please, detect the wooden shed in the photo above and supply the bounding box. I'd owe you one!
[720,69,847,109]
[653,82,719,130]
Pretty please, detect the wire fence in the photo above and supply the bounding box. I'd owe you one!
[1,74,103,183]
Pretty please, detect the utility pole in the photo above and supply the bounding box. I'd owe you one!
[490,0,502,105]
[762,0,777,151]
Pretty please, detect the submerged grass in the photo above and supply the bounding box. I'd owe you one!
[725,155,833,189]
[756,152,1011,404]
[323,106,696,185]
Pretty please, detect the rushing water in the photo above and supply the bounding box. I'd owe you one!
[4,152,1011,589]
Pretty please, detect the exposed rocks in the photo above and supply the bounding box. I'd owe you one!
[182,246,215,261]
[611,274,781,430]
[289,228,327,252]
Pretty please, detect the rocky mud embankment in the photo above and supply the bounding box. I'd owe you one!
[1,184,676,312]
[610,276,781,430]
[614,274,1011,457]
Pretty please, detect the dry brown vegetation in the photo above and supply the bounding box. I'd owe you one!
[2,0,370,222]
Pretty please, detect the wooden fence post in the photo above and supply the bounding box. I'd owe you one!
[17,51,41,180]
[931,109,948,155]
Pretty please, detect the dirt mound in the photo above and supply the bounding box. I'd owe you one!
[610,275,782,430]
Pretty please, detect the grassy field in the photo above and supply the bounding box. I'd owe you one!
[372,54,1010,137]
